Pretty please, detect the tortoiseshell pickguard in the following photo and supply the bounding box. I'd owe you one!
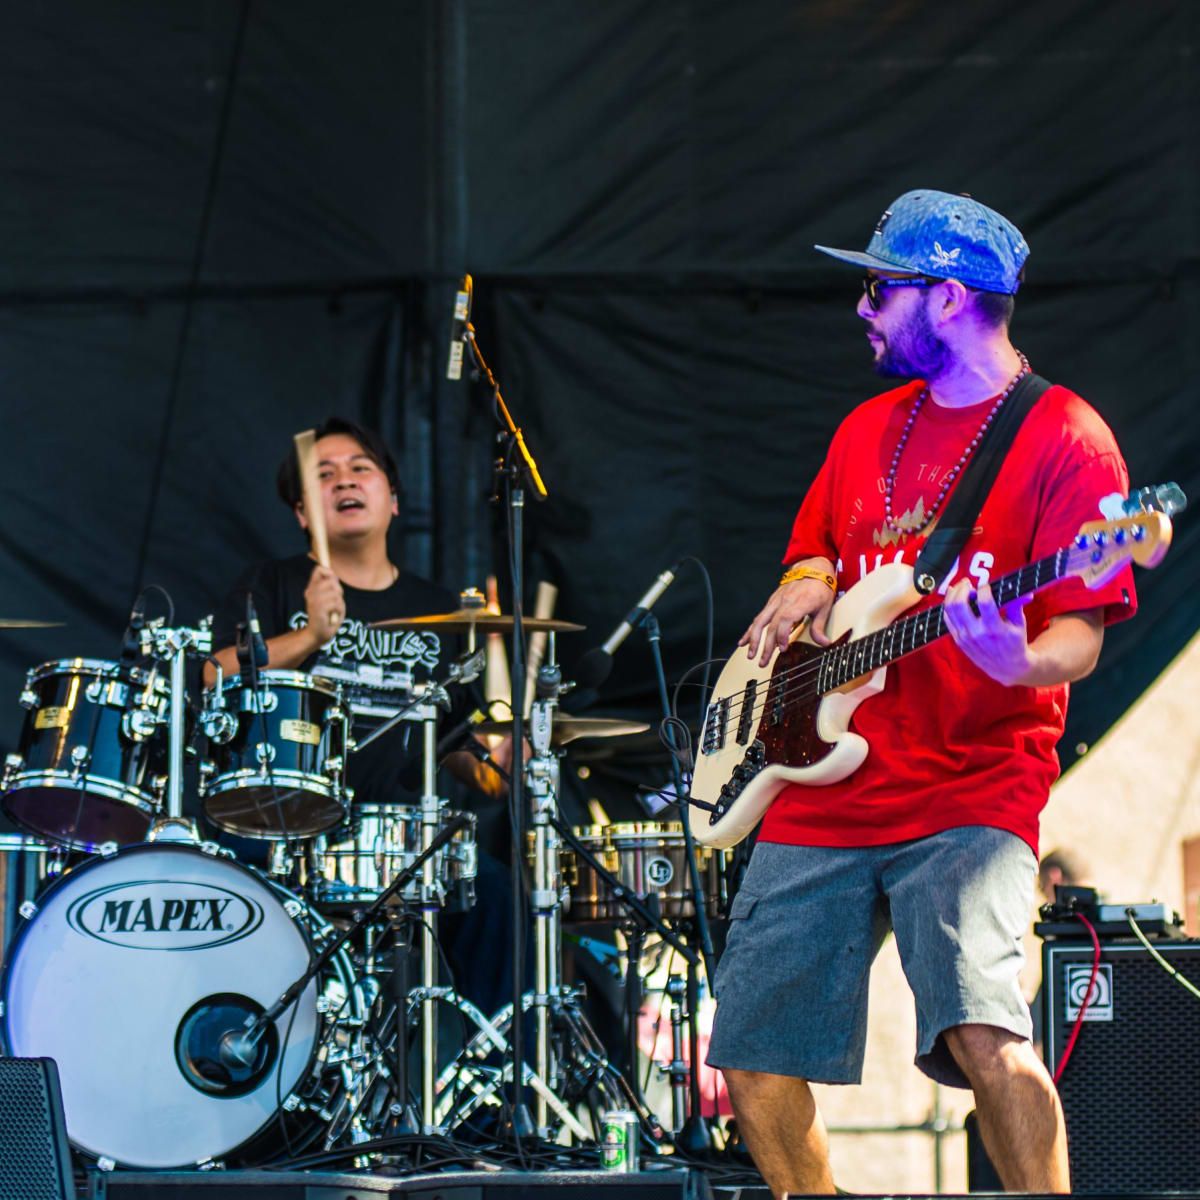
[754,636,844,769]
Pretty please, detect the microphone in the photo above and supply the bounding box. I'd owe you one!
[445,274,474,381]
[574,562,680,690]
[120,593,147,664]
[436,707,488,757]
[218,1025,261,1069]
[236,594,270,681]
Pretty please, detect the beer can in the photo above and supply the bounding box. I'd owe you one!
[600,1110,639,1172]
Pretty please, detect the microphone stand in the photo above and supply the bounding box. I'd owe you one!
[464,320,545,1139]
[642,612,716,1153]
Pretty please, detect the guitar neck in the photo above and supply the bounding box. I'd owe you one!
[819,550,1066,693]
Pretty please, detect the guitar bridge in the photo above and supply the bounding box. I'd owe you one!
[701,696,731,755]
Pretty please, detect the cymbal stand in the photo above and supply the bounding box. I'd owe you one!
[526,640,563,1134]
[642,611,715,1152]
[663,975,689,1136]
[349,681,451,1134]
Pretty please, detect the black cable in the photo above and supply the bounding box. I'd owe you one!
[674,557,716,727]
[128,0,253,604]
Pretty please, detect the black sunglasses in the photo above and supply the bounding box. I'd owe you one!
[862,275,942,312]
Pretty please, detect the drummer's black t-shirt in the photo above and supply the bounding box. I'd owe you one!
[212,554,474,809]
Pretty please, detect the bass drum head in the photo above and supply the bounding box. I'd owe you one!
[1,843,320,1169]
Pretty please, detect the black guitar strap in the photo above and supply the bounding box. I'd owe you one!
[912,371,1052,594]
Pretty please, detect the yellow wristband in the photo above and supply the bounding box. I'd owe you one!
[780,564,836,590]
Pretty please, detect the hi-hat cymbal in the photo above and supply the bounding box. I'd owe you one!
[372,610,584,634]
[474,716,650,746]
[0,618,63,629]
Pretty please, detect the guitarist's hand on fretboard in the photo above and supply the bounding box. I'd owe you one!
[942,577,1103,688]
[739,556,837,666]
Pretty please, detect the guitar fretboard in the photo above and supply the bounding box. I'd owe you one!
[814,549,1067,694]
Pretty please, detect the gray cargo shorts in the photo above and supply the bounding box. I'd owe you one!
[706,825,1036,1088]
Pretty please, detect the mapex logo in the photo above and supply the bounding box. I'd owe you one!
[66,879,264,950]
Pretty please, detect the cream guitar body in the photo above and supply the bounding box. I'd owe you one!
[689,563,919,849]
[687,510,1172,850]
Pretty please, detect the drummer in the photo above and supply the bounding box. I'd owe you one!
[205,416,515,1013]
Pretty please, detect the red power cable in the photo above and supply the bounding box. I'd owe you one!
[1052,912,1101,1086]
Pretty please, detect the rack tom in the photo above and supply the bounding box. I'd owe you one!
[200,670,350,839]
[3,658,167,850]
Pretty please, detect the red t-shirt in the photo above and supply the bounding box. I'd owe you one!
[758,380,1136,855]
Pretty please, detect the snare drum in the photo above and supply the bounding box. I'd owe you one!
[561,822,726,924]
[309,803,477,912]
[200,671,350,839]
[3,658,167,850]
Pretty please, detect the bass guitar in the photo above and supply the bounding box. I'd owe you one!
[689,509,1172,849]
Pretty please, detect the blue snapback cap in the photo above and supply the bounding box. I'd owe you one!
[815,190,1029,295]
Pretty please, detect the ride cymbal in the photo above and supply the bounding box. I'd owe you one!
[371,611,584,634]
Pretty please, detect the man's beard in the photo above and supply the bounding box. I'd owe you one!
[872,303,951,380]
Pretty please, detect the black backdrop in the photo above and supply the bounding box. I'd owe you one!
[0,1,1197,803]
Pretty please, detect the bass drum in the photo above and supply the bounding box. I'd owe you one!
[1,842,365,1169]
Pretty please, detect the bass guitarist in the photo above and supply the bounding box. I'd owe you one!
[706,190,1136,1196]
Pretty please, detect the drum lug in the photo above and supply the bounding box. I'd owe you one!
[69,745,91,773]
[323,755,343,777]
[122,707,159,742]
[96,1157,116,1173]
[255,742,277,766]
[196,1158,224,1171]
[282,1093,302,1112]
[18,688,36,710]
[284,898,304,919]
[98,841,119,858]
[2,753,22,785]
[241,688,278,715]
[18,899,37,921]
[199,709,237,745]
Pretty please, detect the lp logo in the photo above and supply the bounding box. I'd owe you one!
[1064,963,1113,1021]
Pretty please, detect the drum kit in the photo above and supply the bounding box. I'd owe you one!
[0,603,726,1173]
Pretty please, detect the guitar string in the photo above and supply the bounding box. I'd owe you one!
[704,549,1072,734]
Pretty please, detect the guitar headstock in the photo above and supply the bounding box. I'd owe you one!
[1068,511,1172,588]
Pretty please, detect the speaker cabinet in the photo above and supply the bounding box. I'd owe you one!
[0,1056,75,1200]
[1043,939,1200,1192]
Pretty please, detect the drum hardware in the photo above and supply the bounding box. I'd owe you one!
[219,814,471,1134]
[110,617,216,843]
[661,976,690,1137]
[0,617,63,628]
[431,981,665,1145]
[639,610,717,1153]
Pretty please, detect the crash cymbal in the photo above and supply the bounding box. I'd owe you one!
[372,610,584,634]
[474,716,650,746]
[0,618,63,629]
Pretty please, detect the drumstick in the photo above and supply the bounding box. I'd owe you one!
[483,575,510,749]
[523,581,558,719]
[294,429,340,632]
[293,430,331,568]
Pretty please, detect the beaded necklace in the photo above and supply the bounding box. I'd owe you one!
[883,351,1031,536]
